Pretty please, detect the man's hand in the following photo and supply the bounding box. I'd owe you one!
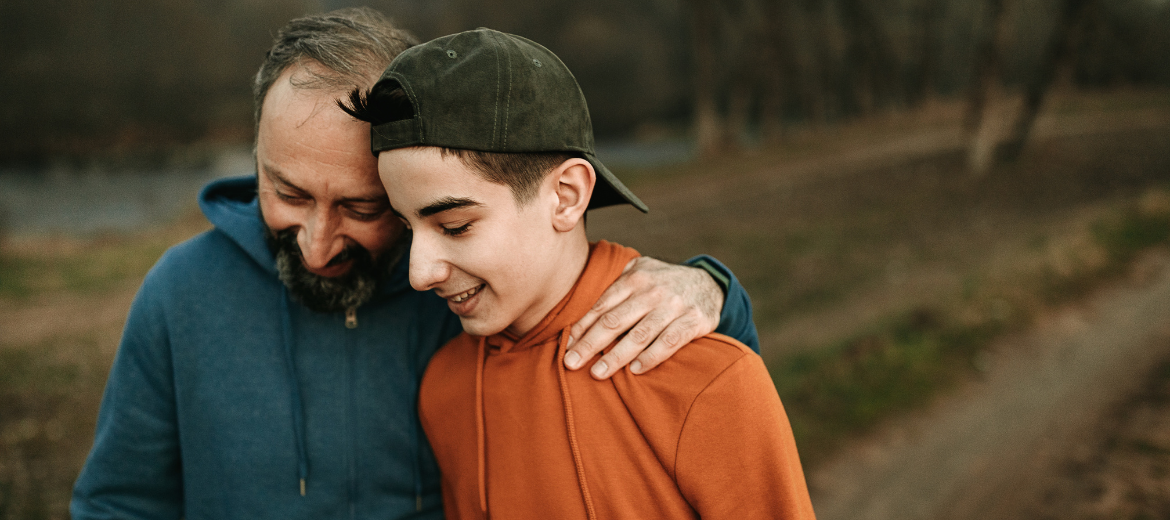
[564,256,724,379]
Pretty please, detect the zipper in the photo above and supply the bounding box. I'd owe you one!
[345,306,358,329]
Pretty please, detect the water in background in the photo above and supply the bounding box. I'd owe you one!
[0,148,254,237]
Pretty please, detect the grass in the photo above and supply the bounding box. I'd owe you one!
[0,341,96,520]
[0,211,208,520]
[768,189,1170,466]
[590,89,1170,467]
[0,240,171,299]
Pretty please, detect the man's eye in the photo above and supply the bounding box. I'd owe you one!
[348,207,384,221]
[442,222,471,237]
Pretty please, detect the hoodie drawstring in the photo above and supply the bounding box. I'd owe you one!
[280,287,310,496]
[476,336,488,516]
[556,329,599,520]
[474,331,599,520]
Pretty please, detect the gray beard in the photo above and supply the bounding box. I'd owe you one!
[263,224,401,313]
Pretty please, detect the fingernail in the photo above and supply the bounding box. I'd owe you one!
[630,360,643,374]
[565,335,576,348]
[564,351,581,369]
[590,360,608,378]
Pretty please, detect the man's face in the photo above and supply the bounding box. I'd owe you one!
[378,147,564,336]
[256,63,405,311]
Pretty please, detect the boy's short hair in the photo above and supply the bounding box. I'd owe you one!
[342,28,648,213]
[342,84,574,205]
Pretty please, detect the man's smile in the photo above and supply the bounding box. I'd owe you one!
[302,258,354,278]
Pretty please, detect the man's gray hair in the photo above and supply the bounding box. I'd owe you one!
[253,7,417,126]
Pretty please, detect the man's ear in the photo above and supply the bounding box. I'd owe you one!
[550,158,595,232]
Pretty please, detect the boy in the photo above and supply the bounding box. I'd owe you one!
[344,28,815,519]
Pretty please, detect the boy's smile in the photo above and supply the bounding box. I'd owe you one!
[378,147,589,337]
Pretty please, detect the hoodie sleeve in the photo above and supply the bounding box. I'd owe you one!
[71,266,184,520]
[674,352,816,520]
[685,255,760,353]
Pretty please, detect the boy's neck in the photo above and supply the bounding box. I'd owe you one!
[503,233,591,338]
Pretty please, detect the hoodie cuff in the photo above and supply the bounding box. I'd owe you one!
[684,255,760,353]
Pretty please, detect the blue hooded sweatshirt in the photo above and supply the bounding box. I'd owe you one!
[71,175,759,520]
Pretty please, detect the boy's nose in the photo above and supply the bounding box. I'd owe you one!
[408,234,449,291]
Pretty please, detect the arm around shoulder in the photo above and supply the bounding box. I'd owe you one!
[673,352,815,519]
[685,255,760,353]
[72,264,184,520]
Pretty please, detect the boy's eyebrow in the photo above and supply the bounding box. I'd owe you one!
[418,196,481,217]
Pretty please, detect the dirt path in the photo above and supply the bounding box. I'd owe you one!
[808,251,1170,520]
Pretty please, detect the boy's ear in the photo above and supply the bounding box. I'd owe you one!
[550,158,595,233]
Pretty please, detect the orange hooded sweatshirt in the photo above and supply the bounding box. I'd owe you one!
[418,240,815,520]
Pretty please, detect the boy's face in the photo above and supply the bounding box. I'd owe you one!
[378,147,567,336]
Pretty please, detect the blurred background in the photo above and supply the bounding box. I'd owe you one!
[2,0,1170,518]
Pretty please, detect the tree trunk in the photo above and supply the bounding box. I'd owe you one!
[1000,0,1093,162]
[838,0,899,115]
[799,0,835,126]
[689,0,725,156]
[910,0,942,106]
[758,0,797,142]
[965,0,1010,174]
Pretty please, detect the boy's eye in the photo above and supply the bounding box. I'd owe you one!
[442,222,472,237]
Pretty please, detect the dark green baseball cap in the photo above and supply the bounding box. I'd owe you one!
[368,28,648,213]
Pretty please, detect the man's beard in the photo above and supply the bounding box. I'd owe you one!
[263,225,400,313]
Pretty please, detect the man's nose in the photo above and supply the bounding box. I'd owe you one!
[297,208,344,269]
[408,233,450,291]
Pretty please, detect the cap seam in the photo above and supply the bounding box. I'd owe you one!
[490,33,501,150]
[502,36,512,151]
[391,71,425,144]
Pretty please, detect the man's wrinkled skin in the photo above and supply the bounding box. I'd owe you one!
[565,257,724,379]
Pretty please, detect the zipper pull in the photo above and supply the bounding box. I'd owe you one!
[345,307,358,329]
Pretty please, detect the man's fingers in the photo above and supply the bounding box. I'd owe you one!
[565,299,649,370]
[567,274,637,351]
[588,311,668,379]
[629,315,700,375]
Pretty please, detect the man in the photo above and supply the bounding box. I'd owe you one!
[71,8,759,520]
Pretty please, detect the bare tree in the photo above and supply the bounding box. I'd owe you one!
[836,0,900,115]
[965,0,1011,174]
[688,0,727,155]
[1000,0,1095,161]
[798,0,839,126]
[909,0,943,106]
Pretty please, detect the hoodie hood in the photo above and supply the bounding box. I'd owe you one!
[199,176,276,275]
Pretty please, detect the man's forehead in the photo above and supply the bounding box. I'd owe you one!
[255,65,383,199]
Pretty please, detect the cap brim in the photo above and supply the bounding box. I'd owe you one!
[586,153,648,213]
